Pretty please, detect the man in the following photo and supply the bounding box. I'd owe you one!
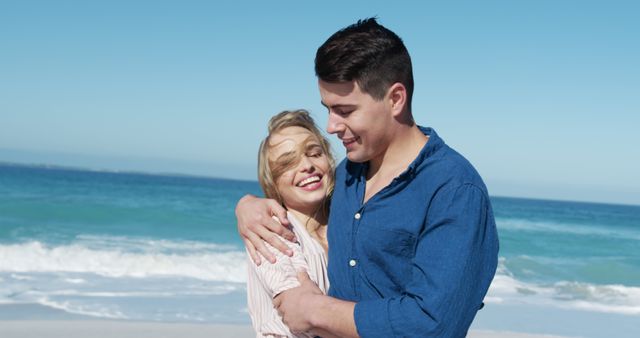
[236,18,499,337]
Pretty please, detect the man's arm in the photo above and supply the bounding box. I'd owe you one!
[274,272,359,338]
[235,194,295,265]
[277,184,498,338]
[353,184,499,337]
[308,296,358,338]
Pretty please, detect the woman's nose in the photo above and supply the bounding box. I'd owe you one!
[299,156,315,172]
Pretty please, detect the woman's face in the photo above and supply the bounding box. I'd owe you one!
[269,126,332,214]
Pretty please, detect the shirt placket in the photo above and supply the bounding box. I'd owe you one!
[350,174,366,298]
[350,205,364,298]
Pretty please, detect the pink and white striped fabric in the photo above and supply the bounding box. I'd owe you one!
[246,212,329,338]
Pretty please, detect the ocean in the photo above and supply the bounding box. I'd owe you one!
[1,163,639,328]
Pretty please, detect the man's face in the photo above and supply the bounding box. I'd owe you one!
[319,80,393,163]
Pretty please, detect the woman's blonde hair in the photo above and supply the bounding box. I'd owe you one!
[257,109,335,213]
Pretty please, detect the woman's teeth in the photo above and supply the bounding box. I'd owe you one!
[298,176,320,187]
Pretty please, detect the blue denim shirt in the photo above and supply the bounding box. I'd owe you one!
[327,127,499,338]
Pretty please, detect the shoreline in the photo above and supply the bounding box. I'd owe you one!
[0,320,253,338]
[0,320,572,338]
[0,305,575,338]
[3,303,640,338]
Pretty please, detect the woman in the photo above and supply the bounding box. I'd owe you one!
[246,109,334,338]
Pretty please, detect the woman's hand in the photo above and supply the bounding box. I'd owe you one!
[235,194,296,265]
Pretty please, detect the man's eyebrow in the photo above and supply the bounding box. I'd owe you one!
[320,101,357,110]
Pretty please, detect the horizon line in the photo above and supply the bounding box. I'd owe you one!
[2,160,638,208]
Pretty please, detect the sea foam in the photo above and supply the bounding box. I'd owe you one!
[496,217,640,241]
[486,259,640,315]
[0,240,247,283]
[2,239,639,316]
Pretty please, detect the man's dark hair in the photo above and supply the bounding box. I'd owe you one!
[315,18,414,109]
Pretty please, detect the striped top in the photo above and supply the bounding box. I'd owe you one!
[246,212,329,338]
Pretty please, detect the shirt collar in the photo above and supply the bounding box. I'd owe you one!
[406,126,443,174]
[352,126,444,180]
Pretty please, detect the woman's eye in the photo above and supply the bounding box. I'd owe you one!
[306,149,323,157]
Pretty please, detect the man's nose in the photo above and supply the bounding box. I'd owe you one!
[326,113,342,134]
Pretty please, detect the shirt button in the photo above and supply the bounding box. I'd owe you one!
[354,213,361,220]
[349,259,357,267]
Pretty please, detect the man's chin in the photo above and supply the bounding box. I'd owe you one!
[346,151,368,163]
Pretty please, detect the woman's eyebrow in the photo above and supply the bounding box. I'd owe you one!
[306,143,322,150]
[272,135,320,161]
[275,150,297,161]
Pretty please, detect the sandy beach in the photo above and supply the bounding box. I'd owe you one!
[0,304,584,338]
[0,320,253,338]
[0,320,574,338]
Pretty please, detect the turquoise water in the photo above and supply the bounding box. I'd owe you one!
[494,197,640,287]
[0,164,257,246]
[1,163,639,324]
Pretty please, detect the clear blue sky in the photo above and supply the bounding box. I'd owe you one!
[1,1,639,205]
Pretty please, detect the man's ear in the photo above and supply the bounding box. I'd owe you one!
[387,82,407,118]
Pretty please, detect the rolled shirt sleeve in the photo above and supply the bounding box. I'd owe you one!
[353,183,499,337]
[246,213,328,338]
[248,234,308,296]
[246,234,310,338]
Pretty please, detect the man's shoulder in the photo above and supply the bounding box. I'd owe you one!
[416,126,483,185]
[422,143,488,192]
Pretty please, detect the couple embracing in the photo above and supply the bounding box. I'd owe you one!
[236,18,499,338]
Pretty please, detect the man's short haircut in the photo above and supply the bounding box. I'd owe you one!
[315,18,414,109]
